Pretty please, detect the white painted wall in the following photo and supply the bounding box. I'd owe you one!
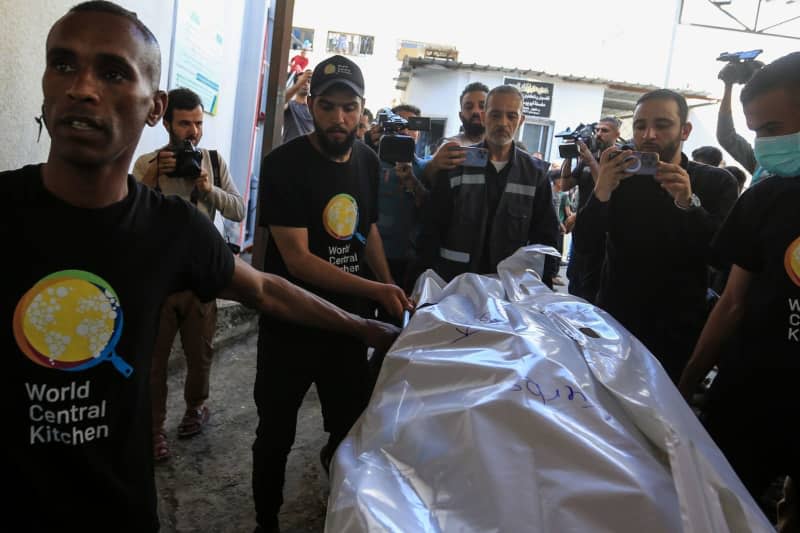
[0,0,248,173]
[401,68,605,161]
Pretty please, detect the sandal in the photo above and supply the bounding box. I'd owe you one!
[177,405,210,439]
[153,431,170,462]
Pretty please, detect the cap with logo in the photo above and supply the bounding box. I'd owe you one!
[310,55,365,98]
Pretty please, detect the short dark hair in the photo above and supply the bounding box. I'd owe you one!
[636,89,688,124]
[363,108,373,123]
[460,82,489,106]
[392,104,421,116]
[724,166,747,192]
[741,52,800,106]
[63,1,161,89]
[486,85,523,111]
[691,146,723,166]
[164,88,203,122]
[598,116,622,130]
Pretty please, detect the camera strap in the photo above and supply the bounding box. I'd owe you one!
[208,150,239,253]
[209,150,221,189]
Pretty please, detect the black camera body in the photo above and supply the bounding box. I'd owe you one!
[375,108,431,164]
[717,49,764,85]
[167,140,203,179]
[555,123,597,159]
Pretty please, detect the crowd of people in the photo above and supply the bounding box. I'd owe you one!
[2,2,799,532]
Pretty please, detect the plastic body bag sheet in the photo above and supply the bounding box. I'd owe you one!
[326,246,773,533]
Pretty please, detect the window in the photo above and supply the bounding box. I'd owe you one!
[291,27,314,51]
[326,31,374,56]
[518,119,553,160]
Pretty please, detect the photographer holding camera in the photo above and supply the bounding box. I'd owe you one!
[133,87,245,461]
[374,104,431,295]
[559,117,622,303]
[716,50,764,179]
[574,89,738,384]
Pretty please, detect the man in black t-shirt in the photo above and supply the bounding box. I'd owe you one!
[574,89,738,383]
[255,55,411,532]
[678,52,800,521]
[2,5,399,532]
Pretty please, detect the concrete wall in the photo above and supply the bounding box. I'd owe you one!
[0,0,253,176]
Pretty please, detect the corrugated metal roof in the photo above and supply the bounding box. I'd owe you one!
[396,57,713,100]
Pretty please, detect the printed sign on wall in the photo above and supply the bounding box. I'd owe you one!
[503,77,554,118]
[170,0,224,115]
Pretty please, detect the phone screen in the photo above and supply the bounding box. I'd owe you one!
[462,147,489,168]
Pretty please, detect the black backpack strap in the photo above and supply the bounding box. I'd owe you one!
[209,149,221,188]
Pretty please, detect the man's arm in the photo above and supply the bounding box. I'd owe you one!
[666,166,738,256]
[203,153,245,221]
[677,265,752,400]
[219,257,400,353]
[133,150,177,188]
[269,225,411,318]
[421,141,465,183]
[716,82,758,173]
[573,146,633,254]
[283,70,312,110]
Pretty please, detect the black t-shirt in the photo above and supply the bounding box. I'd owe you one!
[259,136,379,316]
[711,176,800,373]
[1,165,234,532]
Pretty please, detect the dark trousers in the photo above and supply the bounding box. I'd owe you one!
[252,320,370,529]
[703,368,799,519]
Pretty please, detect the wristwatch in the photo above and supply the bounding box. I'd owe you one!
[675,193,701,210]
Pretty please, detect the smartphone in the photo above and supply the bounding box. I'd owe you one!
[461,146,489,168]
[622,151,659,175]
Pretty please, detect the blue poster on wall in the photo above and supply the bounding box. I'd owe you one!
[170,0,224,115]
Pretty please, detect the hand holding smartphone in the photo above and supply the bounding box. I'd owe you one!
[454,146,489,168]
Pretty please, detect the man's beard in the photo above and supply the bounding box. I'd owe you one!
[460,114,485,138]
[314,119,357,157]
[638,136,681,163]
[167,125,196,148]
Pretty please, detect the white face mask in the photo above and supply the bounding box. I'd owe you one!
[753,131,800,177]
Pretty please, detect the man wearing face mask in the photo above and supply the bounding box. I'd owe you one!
[133,87,245,460]
[678,52,800,522]
[574,89,738,383]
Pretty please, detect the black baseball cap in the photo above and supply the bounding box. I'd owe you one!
[310,55,365,98]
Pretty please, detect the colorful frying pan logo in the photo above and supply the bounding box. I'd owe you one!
[786,236,800,287]
[323,193,366,244]
[13,270,132,377]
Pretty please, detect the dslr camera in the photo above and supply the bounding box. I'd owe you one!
[555,123,598,159]
[717,49,764,85]
[375,108,431,164]
[167,139,203,179]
